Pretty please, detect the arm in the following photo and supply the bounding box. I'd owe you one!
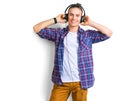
[81,16,112,37]
[33,14,66,33]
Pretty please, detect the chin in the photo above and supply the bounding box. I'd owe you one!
[69,22,79,27]
[70,24,79,27]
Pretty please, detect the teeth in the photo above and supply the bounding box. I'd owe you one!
[71,20,76,23]
[72,20,76,22]
[72,21,76,23]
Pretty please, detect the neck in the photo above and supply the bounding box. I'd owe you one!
[68,26,79,32]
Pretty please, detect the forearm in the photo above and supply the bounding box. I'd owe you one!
[89,20,112,37]
[33,14,66,33]
[33,18,55,33]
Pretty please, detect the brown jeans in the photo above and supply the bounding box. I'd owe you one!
[49,82,88,101]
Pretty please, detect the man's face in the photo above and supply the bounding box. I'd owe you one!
[68,7,82,27]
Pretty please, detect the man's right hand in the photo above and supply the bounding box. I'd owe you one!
[56,14,67,23]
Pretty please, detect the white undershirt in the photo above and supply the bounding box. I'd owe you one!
[61,31,80,82]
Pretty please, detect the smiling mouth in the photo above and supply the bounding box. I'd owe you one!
[71,20,77,23]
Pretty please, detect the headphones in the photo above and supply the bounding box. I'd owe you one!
[64,3,86,23]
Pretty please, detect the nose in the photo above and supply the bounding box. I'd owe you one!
[72,15,76,19]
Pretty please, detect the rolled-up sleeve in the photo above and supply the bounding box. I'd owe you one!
[37,28,61,42]
[86,30,110,44]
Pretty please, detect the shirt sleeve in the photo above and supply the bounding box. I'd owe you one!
[86,30,110,44]
[37,28,61,42]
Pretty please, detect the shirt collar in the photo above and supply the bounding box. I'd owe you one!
[61,26,84,40]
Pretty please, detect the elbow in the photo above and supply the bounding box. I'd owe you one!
[104,29,113,37]
[33,25,40,33]
[33,26,38,33]
[107,30,113,37]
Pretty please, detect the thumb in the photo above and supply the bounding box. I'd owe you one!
[80,22,86,26]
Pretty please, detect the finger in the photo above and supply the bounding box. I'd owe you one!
[80,22,86,26]
[62,19,67,23]
[61,14,66,18]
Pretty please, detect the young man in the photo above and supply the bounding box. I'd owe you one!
[33,3,112,101]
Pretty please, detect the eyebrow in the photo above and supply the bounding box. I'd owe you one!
[69,13,81,16]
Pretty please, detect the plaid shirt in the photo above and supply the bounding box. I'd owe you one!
[37,26,109,89]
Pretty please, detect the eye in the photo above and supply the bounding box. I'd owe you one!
[76,14,80,17]
[69,13,73,16]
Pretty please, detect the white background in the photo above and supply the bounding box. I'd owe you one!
[0,0,120,101]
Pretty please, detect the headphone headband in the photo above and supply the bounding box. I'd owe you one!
[64,3,85,17]
[64,3,86,23]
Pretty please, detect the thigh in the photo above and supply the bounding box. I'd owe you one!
[49,83,70,101]
[72,82,88,101]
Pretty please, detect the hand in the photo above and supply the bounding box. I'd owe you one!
[80,15,91,26]
[56,14,67,23]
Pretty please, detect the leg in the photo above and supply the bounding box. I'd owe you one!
[71,82,88,101]
[49,83,71,101]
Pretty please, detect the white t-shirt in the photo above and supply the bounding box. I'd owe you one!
[61,31,80,82]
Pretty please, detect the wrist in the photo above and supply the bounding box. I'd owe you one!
[53,17,57,24]
[88,20,95,27]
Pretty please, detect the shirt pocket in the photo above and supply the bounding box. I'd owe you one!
[80,38,92,51]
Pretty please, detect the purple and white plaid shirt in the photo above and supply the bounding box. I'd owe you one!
[37,26,109,89]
